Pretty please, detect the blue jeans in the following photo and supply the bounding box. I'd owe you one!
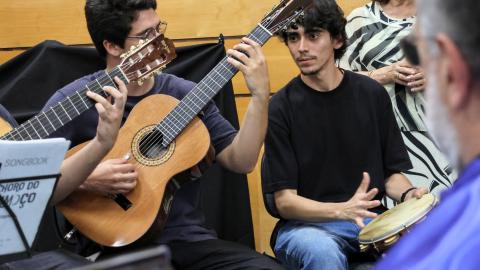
[274,219,371,270]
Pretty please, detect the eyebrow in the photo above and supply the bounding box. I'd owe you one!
[286,27,324,34]
[305,28,324,34]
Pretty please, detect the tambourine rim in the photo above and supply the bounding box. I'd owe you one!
[358,194,438,244]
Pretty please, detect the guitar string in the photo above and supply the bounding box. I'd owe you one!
[133,26,273,168]
[133,26,270,159]
[134,25,272,161]
[136,7,307,162]
[5,42,174,141]
[3,72,117,141]
[1,52,158,141]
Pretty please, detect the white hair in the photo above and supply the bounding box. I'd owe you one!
[417,0,480,77]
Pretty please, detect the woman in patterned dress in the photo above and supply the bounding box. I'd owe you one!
[339,0,455,207]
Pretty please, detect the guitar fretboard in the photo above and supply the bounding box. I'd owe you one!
[159,24,272,147]
[1,67,128,141]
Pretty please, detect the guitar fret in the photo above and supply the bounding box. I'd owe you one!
[115,66,130,84]
[77,91,89,109]
[29,121,41,139]
[95,79,103,92]
[257,23,273,36]
[208,77,222,88]
[219,61,236,76]
[248,34,262,44]
[168,112,181,132]
[186,98,202,111]
[23,127,33,140]
[59,103,72,120]
[199,82,215,96]
[43,111,56,130]
[37,114,50,135]
[160,118,174,135]
[52,108,64,126]
[67,96,80,115]
[213,69,228,82]
[12,129,23,141]
[174,105,188,126]
[105,72,115,86]
[202,82,216,98]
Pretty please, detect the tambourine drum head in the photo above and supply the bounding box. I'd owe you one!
[359,193,437,244]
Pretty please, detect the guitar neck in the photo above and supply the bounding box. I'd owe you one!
[159,25,273,147]
[0,67,128,141]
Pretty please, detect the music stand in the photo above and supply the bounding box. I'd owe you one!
[0,138,69,264]
[72,246,173,270]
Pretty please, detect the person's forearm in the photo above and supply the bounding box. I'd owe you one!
[385,173,415,202]
[355,66,392,85]
[51,138,110,205]
[217,94,269,173]
[275,191,343,222]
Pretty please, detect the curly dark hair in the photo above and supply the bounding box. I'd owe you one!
[85,0,157,58]
[278,0,347,60]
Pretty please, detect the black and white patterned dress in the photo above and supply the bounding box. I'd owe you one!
[339,2,456,207]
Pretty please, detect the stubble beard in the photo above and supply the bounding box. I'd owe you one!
[300,68,321,76]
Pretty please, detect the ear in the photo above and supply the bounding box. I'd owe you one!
[332,36,344,50]
[103,40,124,57]
[436,33,472,110]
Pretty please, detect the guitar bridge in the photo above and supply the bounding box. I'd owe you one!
[109,194,133,211]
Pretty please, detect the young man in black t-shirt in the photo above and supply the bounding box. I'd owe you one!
[264,1,427,269]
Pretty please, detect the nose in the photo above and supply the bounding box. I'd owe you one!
[298,37,308,53]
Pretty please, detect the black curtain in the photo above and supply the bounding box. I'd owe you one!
[0,40,254,252]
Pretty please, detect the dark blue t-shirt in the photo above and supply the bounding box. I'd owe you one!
[0,104,18,127]
[42,71,237,244]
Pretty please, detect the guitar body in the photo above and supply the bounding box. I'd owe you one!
[57,94,210,247]
[0,117,13,135]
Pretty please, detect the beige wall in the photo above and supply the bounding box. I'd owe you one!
[0,0,370,255]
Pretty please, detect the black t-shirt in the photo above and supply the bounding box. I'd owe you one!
[264,70,412,203]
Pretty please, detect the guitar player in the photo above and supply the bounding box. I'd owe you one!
[38,0,283,269]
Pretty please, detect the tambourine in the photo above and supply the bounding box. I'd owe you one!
[359,193,438,253]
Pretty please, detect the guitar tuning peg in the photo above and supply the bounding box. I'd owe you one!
[130,45,136,51]
[137,79,144,86]
[138,39,145,45]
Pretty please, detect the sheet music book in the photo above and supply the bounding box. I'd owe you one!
[0,138,69,256]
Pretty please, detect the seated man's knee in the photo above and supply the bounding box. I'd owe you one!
[275,226,347,269]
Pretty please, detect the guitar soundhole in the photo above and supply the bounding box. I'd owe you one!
[132,125,175,166]
[139,129,165,159]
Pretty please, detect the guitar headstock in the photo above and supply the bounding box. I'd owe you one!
[261,0,314,35]
[119,34,177,85]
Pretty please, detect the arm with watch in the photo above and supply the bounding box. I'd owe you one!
[385,173,428,203]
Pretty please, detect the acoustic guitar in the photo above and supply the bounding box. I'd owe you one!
[0,34,176,141]
[58,0,314,247]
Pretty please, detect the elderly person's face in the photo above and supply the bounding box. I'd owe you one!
[411,20,461,170]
